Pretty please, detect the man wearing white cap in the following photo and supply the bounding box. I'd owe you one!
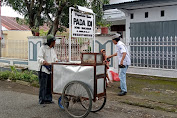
[107,34,131,96]
[37,34,58,104]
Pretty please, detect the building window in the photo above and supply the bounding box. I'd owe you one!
[161,10,165,17]
[130,13,134,19]
[145,12,148,18]
[110,25,125,32]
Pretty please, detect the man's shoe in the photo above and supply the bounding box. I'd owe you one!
[118,91,127,96]
[45,101,55,104]
[39,101,45,104]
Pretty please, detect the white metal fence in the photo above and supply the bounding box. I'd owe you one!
[129,36,177,69]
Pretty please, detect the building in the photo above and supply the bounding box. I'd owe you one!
[104,0,177,78]
[104,0,177,39]
[1,16,48,59]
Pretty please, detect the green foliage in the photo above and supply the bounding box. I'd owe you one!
[0,71,11,80]
[39,29,48,36]
[91,0,109,25]
[97,19,112,28]
[32,27,39,33]
[0,66,38,86]
[16,17,28,26]
[2,0,110,36]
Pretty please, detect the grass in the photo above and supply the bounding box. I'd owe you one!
[0,66,39,87]
[107,74,177,113]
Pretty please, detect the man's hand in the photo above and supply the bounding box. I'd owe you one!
[103,60,107,65]
[43,61,50,66]
[107,53,117,59]
[120,60,124,66]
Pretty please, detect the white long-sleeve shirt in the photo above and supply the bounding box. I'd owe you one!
[37,45,58,74]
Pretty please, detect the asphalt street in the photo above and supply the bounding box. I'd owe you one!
[0,81,177,118]
[0,90,126,118]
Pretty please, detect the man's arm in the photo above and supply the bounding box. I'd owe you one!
[120,52,127,65]
[37,47,50,66]
[107,53,117,59]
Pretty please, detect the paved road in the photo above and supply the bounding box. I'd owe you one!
[0,81,177,118]
[0,90,127,118]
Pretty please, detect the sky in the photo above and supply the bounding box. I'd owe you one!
[1,6,23,18]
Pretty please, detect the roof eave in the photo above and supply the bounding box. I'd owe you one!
[104,0,177,11]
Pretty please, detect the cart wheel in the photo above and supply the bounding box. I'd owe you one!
[58,96,69,109]
[82,96,106,113]
[62,81,92,118]
[91,96,106,112]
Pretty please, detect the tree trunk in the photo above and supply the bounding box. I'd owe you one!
[31,30,35,36]
[51,17,59,36]
[47,2,67,36]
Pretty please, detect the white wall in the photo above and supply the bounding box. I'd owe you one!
[110,0,135,4]
[125,5,177,39]
[129,5,177,23]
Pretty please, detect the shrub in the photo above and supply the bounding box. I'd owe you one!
[0,71,11,80]
[0,66,39,87]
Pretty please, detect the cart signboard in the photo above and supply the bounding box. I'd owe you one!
[72,10,94,38]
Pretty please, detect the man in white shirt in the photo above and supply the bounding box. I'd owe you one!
[107,34,131,96]
[37,34,58,104]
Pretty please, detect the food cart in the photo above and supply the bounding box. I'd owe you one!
[52,53,107,118]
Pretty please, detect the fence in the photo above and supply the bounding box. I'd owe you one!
[54,37,92,62]
[129,36,177,69]
[1,40,28,59]
[1,37,92,62]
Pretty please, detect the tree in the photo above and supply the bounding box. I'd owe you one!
[2,0,109,36]
[44,0,90,35]
[45,0,109,35]
[2,0,46,36]
[90,0,109,26]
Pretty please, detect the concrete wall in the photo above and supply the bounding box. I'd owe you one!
[28,36,46,71]
[110,0,135,4]
[125,4,177,39]
[95,35,118,69]
[129,5,177,23]
[3,30,32,40]
[2,30,32,58]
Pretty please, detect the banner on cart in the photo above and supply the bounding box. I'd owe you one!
[72,10,94,38]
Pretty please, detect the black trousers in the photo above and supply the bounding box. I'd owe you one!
[38,72,52,104]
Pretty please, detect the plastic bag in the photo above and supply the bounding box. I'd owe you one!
[109,71,120,81]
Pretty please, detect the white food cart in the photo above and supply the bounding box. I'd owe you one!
[52,53,107,118]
